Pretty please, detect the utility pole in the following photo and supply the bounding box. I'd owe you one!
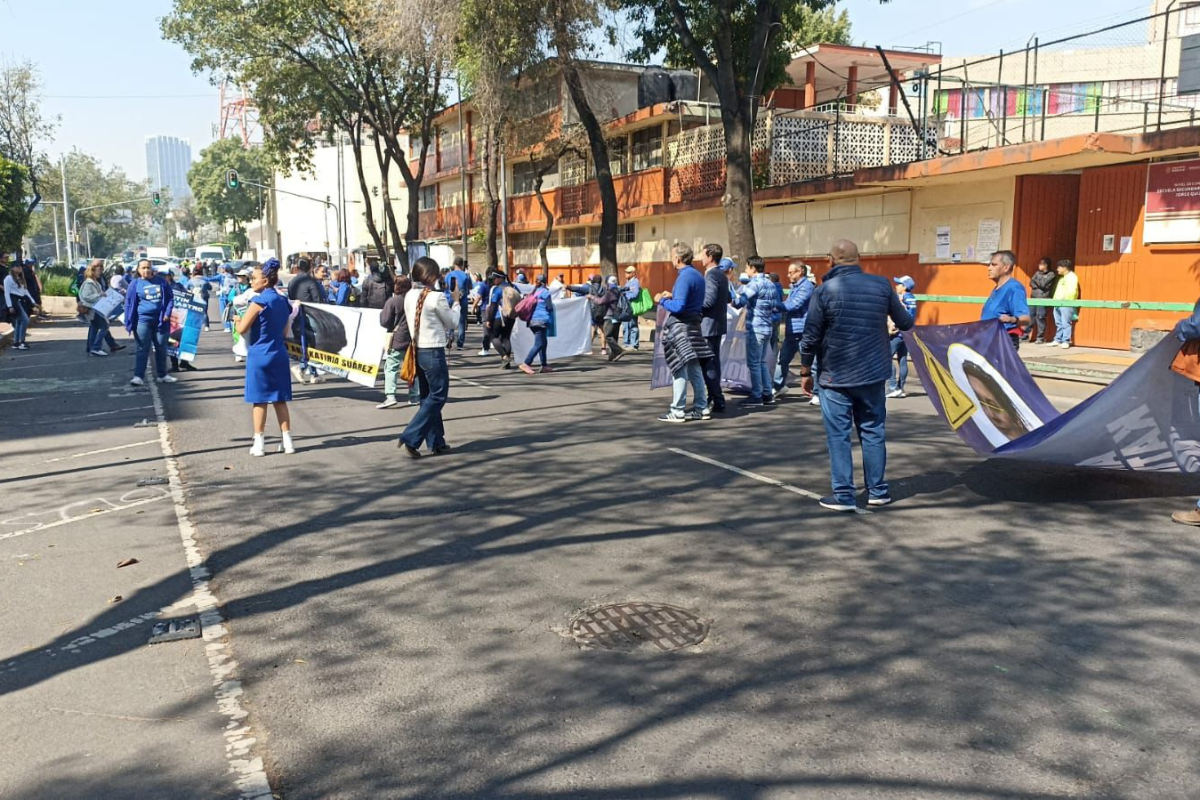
[60,154,72,265]
[499,146,509,270]
[456,77,469,266]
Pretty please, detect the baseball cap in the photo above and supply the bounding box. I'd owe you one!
[624,265,636,274]
[717,257,735,272]
[738,273,750,284]
[607,275,618,286]
[893,275,915,291]
[237,268,252,277]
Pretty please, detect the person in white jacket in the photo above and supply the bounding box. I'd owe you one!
[398,256,457,459]
[3,265,34,350]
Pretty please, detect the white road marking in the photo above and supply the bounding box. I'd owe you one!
[669,447,872,515]
[0,493,169,543]
[146,379,273,799]
[42,439,159,464]
[80,405,156,418]
[449,373,492,389]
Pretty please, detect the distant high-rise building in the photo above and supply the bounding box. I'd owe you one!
[145,135,192,204]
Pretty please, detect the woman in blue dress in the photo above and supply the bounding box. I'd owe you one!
[235,260,295,457]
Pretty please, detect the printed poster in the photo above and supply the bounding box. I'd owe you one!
[289,302,387,387]
[167,296,207,362]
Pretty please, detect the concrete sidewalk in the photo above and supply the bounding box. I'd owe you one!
[1019,342,1141,385]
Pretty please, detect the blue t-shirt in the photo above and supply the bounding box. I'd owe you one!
[893,291,917,336]
[489,284,505,321]
[134,278,167,320]
[981,279,1029,332]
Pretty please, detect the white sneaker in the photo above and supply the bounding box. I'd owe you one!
[775,385,789,398]
[1060,342,1071,349]
[290,365,304,382]
[477,349,488,356]
[234,355,245,363]
[157,374,178,383]
[279,433,295,454]
[89,349,108,357]
[809,395,821,406]
[249,436,265,457]
[129,376,145,387]
[886,389,903,398]
[377,397,399,409]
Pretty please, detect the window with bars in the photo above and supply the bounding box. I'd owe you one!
[511,231,547,250]
[608,136,629,176]
[419,185,436,211]
[560,153,589,186]
[587,227,600,246]
[562,228,588,247]
[512,160,557,195]
[631,126,663,171]
[617,222,635,244]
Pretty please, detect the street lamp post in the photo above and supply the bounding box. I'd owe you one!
[72,197,157,262]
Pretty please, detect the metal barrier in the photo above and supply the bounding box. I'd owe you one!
[915,295,1194,313]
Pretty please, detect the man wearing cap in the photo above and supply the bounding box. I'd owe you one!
[621,265,642,349]
[773,262,815,398]
[887,276,918,398]
[699,244,732,412]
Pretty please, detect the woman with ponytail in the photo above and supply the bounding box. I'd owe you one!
[235,259,296,456]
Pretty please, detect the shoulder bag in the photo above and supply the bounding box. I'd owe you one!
[400,289,428,385]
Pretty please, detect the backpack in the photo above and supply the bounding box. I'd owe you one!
[588,285,607,324]
[630,287,654,316]
[613,290,633,322]
[514,290,540,322]
[346,283,361,306]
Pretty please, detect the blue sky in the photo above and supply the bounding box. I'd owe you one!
[2,0,1154,183]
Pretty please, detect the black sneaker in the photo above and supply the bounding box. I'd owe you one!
[657,411,688,423]
[739,397,764,408]
[819,496,857,512]
[763,394,777,405]
[399,441,422,459]
[685,407,711,421]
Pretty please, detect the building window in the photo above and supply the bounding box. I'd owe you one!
[512,159,557,195]
[631,126,663,171]
[608,136,629,176]
[419,185,436,211]
[587,227,600,246]
[511,231,546,250]
[560,153,589,186]
[562,227,587,247]
[617,222,635,244]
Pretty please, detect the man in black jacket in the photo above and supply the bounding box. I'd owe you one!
[1027,257,1057,343]
[800,239,914,513]
[699,243,732,413]
[359,264,392,310]
[286,258,325,383]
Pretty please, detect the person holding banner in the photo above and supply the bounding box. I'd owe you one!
[399,257,457,459]
[236,261,295,457]
[980,250,1031,350]
[519,274,556,375]
[78,260,126,356]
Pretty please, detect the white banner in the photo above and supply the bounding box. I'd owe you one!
[509,294,595,360]
[90,288,126,321]
[288,302,387,387]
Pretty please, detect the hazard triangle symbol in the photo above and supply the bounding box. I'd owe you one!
[910,333,977,430]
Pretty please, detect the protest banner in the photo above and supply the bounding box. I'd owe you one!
[167,296,207,362]
[509,294,593,360]
[903,321,1200,473]
[288,302,386,387]
[90,288,126,322]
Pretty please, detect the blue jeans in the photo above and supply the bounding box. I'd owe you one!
[456,303,468,348]
[87,313,112,352]
[745,329,774,400]
[773,333,802,391]
[400,347,449,451]
[524,325,548,367]
[887,336,909,392]
[622,319,640,348]
[1053,306,1074,343]
[133,318,169,379]
[9,303,28,344]
[819,381,889,504]
[671,359,707,413]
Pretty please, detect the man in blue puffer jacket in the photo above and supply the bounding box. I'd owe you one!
[799,239,914,513]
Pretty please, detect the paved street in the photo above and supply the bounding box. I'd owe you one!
[4,315,1200,799]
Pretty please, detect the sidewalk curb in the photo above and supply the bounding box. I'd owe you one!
[1022,361,1118,386]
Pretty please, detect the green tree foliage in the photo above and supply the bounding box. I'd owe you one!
[0,155,27,254]
[189,138,270,235]
[621,0,854,259]
[0,61,58,251]
[25,151,156,259]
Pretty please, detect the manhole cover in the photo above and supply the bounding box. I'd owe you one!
[569,602,708,652]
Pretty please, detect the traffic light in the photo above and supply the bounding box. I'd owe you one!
[227,169,239,189]
[152,191,161,206]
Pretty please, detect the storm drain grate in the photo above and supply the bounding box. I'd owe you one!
[569,602,708,652]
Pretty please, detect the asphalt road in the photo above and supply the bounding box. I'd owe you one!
[4,313,1200,799]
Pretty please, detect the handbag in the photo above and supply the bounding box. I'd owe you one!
[1170,340,1200,383]
[400,289,428,385]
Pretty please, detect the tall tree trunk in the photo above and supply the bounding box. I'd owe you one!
[384,131,432,275]
[721,109,758,261]
[556,44,617,275]
[534,160,556,279]
[347,120,389,267]
[373,133,405,277]
[481,123,502,271]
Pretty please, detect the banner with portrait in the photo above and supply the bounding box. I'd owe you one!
[167,296,207,362]
[902,321,1200,473]
[288,302,387,387]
